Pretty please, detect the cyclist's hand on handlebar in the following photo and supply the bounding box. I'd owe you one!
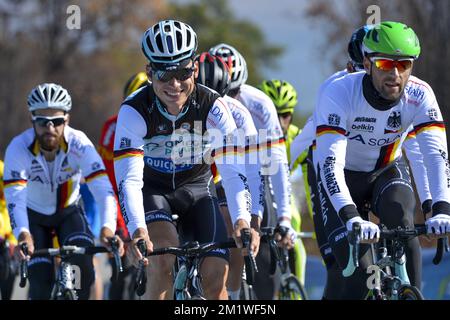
[130,228,153,267]
[233,219,260,256]
[426,214,450,238]
[346,216,379,244]
[100,227,125,257]
[14,231,34,261]
[275,219,296,250]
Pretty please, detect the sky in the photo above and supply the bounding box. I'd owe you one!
[171,0,346,118]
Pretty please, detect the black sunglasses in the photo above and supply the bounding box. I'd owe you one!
[152,67,195,83]
[32,115,66,127]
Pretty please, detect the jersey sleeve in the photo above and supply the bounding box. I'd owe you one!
[3,139,30,238]
[228,97,264,218]
[257,102,292,223]
[206,97,252,225]
[313,83,358,222]
[113,105,146,237]
[411,85,450,215]
[79,135,118,234]
[402,126,431,205]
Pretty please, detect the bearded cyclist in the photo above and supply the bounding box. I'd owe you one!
[114,20,260,300]
[313,21,450,299]
[4,83,123,299]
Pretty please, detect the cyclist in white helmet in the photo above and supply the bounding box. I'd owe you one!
[4,83,123,299]
[114,20,260,300]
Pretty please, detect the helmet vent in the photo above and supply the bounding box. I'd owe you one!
[166,35,173,53]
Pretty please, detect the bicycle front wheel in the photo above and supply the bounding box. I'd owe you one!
[278,275,308,300]
[398,285,424,300]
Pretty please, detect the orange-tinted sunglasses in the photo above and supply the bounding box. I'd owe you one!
[370,57,413,72]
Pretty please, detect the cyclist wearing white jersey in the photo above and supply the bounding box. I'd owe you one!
[209,43,294,300]
[209,43,294,244]
[113,20,259,300]
[4,83,122,299]
[313,21,450,299]
[195,52,262,300]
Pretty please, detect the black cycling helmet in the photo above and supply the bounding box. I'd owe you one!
[347,25,373,70]
[195,52,231,97]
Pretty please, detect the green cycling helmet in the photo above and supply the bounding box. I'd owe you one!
[363,21,420,59]
[259,79,298,114]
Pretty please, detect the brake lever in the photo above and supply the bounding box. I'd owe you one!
[19,243,29,288]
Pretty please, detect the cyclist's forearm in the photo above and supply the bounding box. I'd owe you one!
[87,175,118,233]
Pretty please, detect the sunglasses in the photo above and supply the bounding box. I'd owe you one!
[152,67,195,83]
[370,57,413,72]
[32,115,66,127]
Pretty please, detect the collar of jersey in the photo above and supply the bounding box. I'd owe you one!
[29,134,69,156]
[155,96,189,122]
[362,74,403,111]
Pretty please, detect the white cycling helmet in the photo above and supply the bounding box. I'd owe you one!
[141,20,198,66]
[27,83,72,112]
[209,43,248,91]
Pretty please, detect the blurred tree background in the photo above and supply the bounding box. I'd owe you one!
[0,0,282,157]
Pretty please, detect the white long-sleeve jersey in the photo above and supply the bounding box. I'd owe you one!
[222,95,263,218]
[290,69,432,206]
[235,84,291,221]
[4,127,118,238]
[113,84,252,237]
[313,72,450,219]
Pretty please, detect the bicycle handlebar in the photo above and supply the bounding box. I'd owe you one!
[347,223,447,275]
[135,239,148,297]
[19,243,28,288]
[19,244,120,289]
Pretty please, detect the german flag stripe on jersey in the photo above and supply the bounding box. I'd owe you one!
[413,121,445,135]
[405,130,416,140]
[211,146,245,158]
[374,139,402,170]
[113,148,144,161]
[85,169,107,183]
[316,125,346,137]
[255,137,286,151]
[4,179,27,188]
[57,179,73,210]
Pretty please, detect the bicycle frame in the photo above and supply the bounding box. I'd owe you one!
[173,255,205,300]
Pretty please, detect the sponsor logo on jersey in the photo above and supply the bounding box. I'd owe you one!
[428,108,439,121]
[11,170,21,179]
[328,113,341,126]
[144,156,193,173]
[323,156,340,196]
[385,111,401,133]
[120,137,131,149]
[345,133,402,147]
[70,138,87,155]
[354,117,377,123]
[31,176,44,184]
[405,86,425,101]
[351,123,375,133]
[439,149,450,188]
[180,122,191,130]
[8,203,17,229]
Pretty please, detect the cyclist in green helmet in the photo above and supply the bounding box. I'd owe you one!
[259,80,312,288]
[312,21,450,299]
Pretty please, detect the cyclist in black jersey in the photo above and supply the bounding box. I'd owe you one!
[113,20,260,300]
